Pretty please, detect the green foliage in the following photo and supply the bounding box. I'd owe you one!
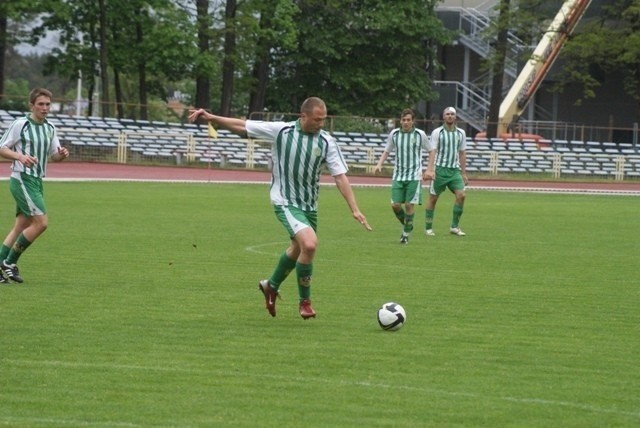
[554,0,640,105]
[0,0,46,45]
[498,0,565,45]
[330,115,388,133]
[14,0,200,111]
[5,0,450,120]
[270,0,300,50]
[264,0,452,116]
[0,78,30,109]
[479,0,567,95]
[136,1,199,89]
[0,182,639,426]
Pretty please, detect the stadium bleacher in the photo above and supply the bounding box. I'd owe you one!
[0,109,639,179]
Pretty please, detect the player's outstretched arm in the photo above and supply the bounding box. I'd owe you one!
[333,173,372,231]
[188,108,248,137]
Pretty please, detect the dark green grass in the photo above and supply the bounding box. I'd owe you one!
[0,182,638,427]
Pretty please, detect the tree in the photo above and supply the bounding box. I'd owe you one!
[98,0,110,116]
[108,0,197,119]
[247,0,299,116]
[31,0,197,119]
[555,0,640,118]
[267,0,450,117]
[5,0,451,122]
[486,0,510,138]
[193,0,212,110]
[479,0,564,136]
[220,0,237,116]
[31,0,104,115]
[0,1,43,105]
[0,3,7,102]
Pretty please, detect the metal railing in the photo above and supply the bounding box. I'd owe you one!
[456,7,532,78]
[52,126,640,182]
[433,80,490,130]
[465,149,636,180]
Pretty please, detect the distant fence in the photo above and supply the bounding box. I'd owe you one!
[1,109,639,181]
[516,121,639,147]
[249,112,640,146]
[54,127,640,181]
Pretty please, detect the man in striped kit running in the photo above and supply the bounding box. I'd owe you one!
[374,108,429,244]
[188,97,372,319]
[0,88,70,283]
[423,106,468,237]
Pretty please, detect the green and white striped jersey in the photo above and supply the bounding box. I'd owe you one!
[429,126,467,169]
[384,127,429,181]
[0,114,61,179]
[246,119,348,211]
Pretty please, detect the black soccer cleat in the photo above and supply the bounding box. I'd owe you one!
[1,261,24,283]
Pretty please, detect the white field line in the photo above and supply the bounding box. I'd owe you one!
[2,358,639,420]
[6,176,638,195]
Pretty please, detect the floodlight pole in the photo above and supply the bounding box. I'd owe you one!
[76,69,82,117]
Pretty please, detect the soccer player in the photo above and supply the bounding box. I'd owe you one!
[188,97,372,319]
[374,108,429,244]
[0,88,70,283]
[423,106,468,236]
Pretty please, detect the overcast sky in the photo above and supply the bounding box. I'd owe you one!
[15,31,61,56]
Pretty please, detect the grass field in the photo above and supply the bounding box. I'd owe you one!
[0,182,638,427]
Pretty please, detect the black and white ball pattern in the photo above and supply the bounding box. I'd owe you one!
[377,302,406,331]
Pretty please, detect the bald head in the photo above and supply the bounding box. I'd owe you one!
[301,97,326,114]
[299,97,327,134]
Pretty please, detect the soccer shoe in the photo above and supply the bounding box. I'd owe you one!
[425,229,435,236]
[299,299,316,319]
[0,275,7,284]
[400,234,409,244]
[449,227,466,236]
[1,261,23,283]
[258,279,279,317]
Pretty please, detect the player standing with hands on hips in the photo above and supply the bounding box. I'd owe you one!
[374,108,429,244]
[188,97,372,319]
[423,106,468,236]
[0,88,70,283]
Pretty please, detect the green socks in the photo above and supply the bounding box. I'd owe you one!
[452,204,464,228]
[426,205,464,230]
[296,262,313,300]
[0,244,11,262]
[6,234,31,265]
[404,213,414,234]
[268,252,297,290]
[425,209,434,230]
[267,253,314,300]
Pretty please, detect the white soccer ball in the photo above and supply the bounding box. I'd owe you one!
[377,302,406,331]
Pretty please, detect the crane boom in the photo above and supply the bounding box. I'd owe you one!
[498,0,592,135]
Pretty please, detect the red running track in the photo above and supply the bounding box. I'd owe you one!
[43,162,640,195]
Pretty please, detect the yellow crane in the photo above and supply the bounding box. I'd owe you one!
[498,0,592,135]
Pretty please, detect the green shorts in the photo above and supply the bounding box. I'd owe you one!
[274,205,318,239]
[429,167,465,196]
[10,174,46,217]
[390,180,422,205]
